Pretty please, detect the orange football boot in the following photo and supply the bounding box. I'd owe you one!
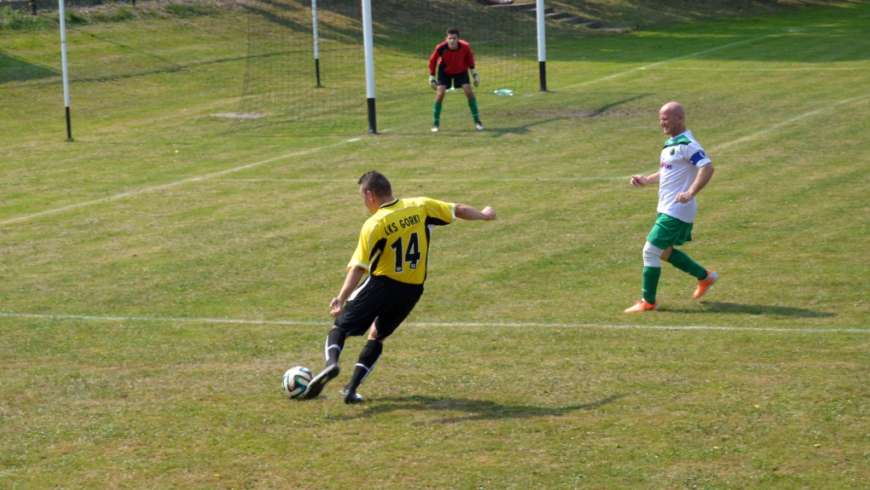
[624,299,659,313]
[693,271,718,299]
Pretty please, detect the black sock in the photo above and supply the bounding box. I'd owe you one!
[345,340,383,392]
[324,328,345,367]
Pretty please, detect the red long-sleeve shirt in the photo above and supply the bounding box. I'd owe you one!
[429,40,475,76]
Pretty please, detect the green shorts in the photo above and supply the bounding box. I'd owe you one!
[647,213,693,250]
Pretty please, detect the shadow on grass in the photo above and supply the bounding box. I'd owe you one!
[486,117,560,137]
[487,93,652,137]
[0,50,59,84]
[345,393,627,424]
[4,52,287,90]
[689,301,836,318]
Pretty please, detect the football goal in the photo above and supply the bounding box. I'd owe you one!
[229,0,549,135]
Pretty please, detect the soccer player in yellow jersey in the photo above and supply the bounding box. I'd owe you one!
[302,171,497,403]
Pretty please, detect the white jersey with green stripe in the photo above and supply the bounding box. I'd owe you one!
[657,130,711,223]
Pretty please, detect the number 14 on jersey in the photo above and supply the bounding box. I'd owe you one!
[390,232,421,272]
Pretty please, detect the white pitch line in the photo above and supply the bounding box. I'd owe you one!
[560,35,774,90]
[0,312,320,326]
[711,93,870,152]
[0,138,360,227]
[0,312,866,334]
[414,322,869,334]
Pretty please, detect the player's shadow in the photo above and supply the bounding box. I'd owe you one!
[681,301,835,318]
[488,93,652,137]
[487,117,561,137]
[344,394,626,424]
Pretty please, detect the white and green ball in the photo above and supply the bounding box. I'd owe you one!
[282,366,313,399]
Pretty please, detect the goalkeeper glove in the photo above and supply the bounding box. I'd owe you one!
[429,74,437,90]
[471,69,480,87]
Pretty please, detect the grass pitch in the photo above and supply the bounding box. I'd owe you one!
[1,1,869,488]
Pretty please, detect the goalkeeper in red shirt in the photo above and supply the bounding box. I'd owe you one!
[428,28,483,132]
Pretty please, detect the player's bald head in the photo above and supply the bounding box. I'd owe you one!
[660,102,685,118]
[659,102,687,137]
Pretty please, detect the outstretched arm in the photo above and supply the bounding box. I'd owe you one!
[630,171,661,187]
[330,266,367,318]
[674,163,714,203]
[455,203,496,221]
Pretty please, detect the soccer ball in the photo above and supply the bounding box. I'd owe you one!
[282,366,313,399]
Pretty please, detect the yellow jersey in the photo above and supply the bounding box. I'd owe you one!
[348,197,456,285]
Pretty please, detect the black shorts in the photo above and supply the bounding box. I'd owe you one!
[437,65,471,88]
[334,275,424,340]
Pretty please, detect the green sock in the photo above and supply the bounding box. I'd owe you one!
[666,249,708,280]
[467,96,480,123]
[433,101,442,126]
[642,266,661,304]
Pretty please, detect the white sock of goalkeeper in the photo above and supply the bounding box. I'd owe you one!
[345,340,382,392]
[324,328,345,367]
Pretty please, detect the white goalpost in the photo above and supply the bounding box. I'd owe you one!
[358,0,545,133]
[536,0,547,91]
[312,0,322,88]
[361,0,377,133]
[58,0,73,140]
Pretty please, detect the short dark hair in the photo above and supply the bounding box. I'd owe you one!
[446,27,459,37]
[358,170,392,198]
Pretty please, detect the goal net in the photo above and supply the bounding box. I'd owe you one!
[229,0,540,135]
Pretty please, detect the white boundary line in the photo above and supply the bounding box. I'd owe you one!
[0,312,317,326]
[560,35,774,90]
[0,312,865,334]
[0,139,359,227]
[711,93,870,151]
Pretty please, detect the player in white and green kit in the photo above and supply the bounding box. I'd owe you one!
[625,102,718,313]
